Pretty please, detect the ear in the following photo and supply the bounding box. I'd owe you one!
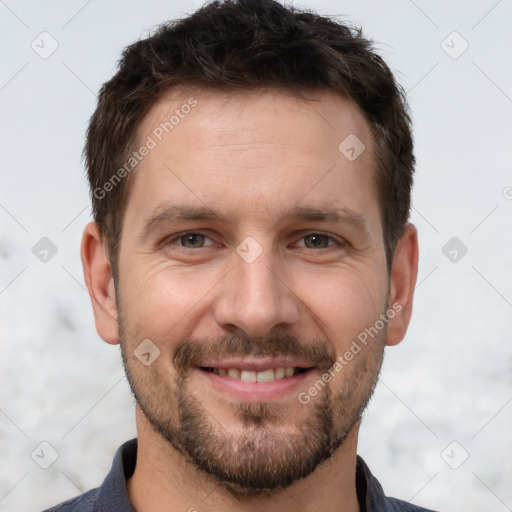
[81,222,119,345]
[385,223,419,347]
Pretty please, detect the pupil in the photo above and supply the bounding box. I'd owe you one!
[182,234,203,248]
[307,234,327,248]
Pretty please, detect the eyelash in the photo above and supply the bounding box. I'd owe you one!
[163,231,345,250]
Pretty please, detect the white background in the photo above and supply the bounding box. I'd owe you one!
[1,1,511,511]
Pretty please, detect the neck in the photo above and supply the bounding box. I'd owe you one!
[127,407,361,512]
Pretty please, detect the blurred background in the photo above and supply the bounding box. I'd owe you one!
[0,1,511,510]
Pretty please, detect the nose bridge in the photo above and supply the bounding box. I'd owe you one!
[239,251,280,309]
[214,242,300,337]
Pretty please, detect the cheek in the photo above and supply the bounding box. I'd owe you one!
[120,260,221,344]
[293,266,386,345]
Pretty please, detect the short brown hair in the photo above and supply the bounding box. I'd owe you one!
[85,0,414,277]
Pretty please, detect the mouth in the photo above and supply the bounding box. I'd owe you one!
[199,366,311,382]
[195,359,316,401]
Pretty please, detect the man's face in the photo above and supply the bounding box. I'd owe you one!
[116,89,389,494]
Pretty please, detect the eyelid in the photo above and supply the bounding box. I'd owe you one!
[291,231,345,248]
[161,230,346,250]
[162,230,217,248]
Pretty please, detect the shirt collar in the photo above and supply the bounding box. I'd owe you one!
[94,439,137,511]
[96,439,395,511]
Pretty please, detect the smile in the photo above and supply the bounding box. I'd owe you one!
[200,366,311,382]
[195,360,315,401]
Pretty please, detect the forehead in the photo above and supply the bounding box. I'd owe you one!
[139,86,373,158]
[125,87,380,234]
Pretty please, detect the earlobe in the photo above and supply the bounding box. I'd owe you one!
[81,222,120,345]
[385,223,419,347]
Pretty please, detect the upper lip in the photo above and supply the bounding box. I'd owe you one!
[197,357,315,372]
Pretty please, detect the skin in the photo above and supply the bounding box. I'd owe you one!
[81,88,418,512]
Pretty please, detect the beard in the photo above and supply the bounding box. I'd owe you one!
[119,317,386,498]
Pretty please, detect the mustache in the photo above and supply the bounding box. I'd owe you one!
[173,333,337,376]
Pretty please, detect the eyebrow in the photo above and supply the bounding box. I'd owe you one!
[139,202,370,241]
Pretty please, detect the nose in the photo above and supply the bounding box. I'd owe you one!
[213,247,301,339]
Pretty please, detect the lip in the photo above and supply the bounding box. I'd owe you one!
[195,366,314,401]
[197,357,314,372]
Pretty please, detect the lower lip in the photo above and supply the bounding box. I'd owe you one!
[196,368,313,401]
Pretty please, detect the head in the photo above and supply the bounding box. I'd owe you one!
[81,0,418,498]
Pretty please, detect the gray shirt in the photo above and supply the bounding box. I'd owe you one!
[43,439,439,511]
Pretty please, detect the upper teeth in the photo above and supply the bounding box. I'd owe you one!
[213,367,297,382]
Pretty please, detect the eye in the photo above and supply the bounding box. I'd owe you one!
[295,233,336,249]
[169,232,215,249]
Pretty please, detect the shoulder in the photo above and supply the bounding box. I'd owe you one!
[356,456,440,512]
[41,488,99,512]
[40,439,137,512]
[385,496,440,512]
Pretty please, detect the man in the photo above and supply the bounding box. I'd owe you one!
[45,0,435,510]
